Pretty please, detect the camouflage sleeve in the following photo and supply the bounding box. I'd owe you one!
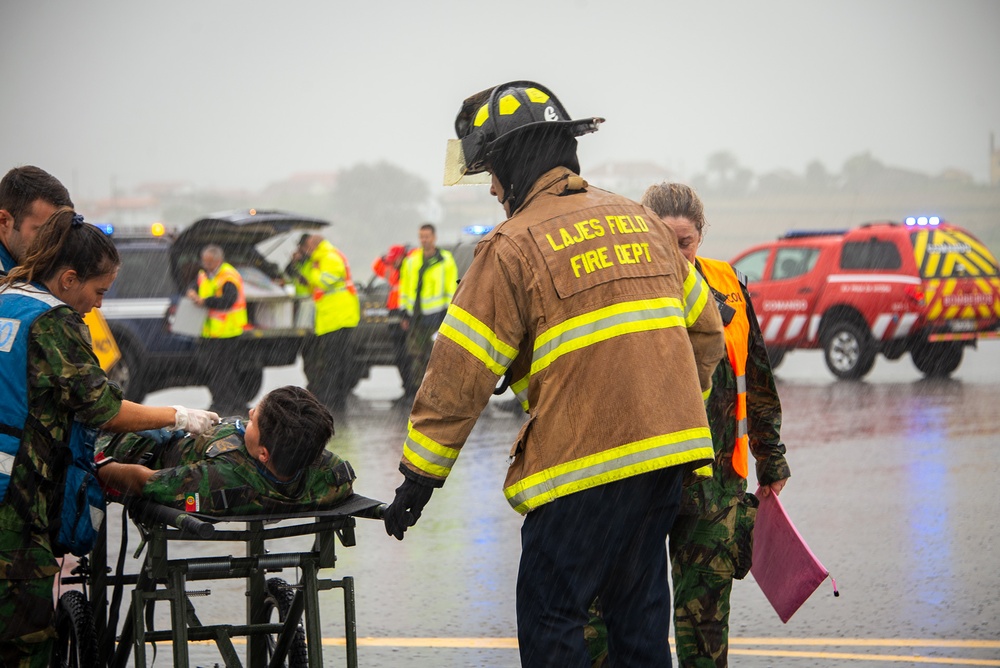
[31,308,122,427]
[743,285,790,486]
[142,463,213,510]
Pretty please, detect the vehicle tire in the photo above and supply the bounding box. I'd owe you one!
[262,577,308,668]
[822,322,875,380]
[911,340,963,377]
[766,347,786,369]
[50,590,98,668]
[107,339,147,403]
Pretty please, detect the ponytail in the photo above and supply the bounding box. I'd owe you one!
[0,207,120,289]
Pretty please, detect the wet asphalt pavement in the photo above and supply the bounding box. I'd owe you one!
[93,340,1000,667]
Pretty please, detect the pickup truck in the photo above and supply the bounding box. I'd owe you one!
[730,219,1000,379]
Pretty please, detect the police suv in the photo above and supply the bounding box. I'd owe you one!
[730,217,1000,379]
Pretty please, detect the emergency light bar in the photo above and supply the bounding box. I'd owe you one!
[463,225,494,236]
[97,223,114,236]
[905,216,941,227]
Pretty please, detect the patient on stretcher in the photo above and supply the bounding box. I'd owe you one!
[95,386,355,515]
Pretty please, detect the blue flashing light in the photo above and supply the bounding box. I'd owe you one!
[463,225,494,236]
[97,223,114,236]
[906,215,941,227]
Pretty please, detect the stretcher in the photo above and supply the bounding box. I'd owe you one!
[57,493,385,668]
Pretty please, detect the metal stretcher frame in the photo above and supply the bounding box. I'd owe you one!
[71,493,384,668]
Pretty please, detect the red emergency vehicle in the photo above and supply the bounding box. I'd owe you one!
[730,218,1000,379]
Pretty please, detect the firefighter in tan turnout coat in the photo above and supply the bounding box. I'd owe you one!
[382,81,725,668]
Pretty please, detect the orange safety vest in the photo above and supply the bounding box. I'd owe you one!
[197,262,248,339]
[698,257,750,478]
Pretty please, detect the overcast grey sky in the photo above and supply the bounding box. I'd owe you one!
[3,0,998,201]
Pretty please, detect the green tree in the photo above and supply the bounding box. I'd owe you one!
[330,162,431,275]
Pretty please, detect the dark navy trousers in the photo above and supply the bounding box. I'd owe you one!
[516,466,684,667]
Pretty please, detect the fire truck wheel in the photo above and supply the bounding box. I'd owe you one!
[911,340,963,377]
[822,322,875,380]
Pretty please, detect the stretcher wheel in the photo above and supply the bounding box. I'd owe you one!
[50,590,98,668]
[264,577,308,668]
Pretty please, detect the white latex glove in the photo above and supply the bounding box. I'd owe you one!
[171,405,220,435]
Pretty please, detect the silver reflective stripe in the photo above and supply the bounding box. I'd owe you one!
[684,268,707,316]
[0,451,14,476]
[404,434,456,472]
[736,374,747,394]
[737,418,748,439]
[442,312,515,370]
[506,434,712,511]
[532,302,684,369]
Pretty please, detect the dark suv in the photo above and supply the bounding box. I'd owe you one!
[101,210,401,405]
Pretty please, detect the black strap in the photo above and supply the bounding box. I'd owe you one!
[0,422,23,439]
[103,509,129,662]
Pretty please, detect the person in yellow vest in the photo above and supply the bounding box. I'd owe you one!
[286,234,360,412]
[186,244,249,416]
[643,183,791,667]
[396,223,457,401]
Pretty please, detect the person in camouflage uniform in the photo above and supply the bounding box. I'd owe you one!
[97,385,355,515]
[0,209,217,667]
[586,184,791,668]
[651,183,790,667]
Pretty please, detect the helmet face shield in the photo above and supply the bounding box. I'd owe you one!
[443,138,492,186]
[443,80,604,186]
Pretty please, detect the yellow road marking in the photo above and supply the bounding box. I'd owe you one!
[730,649,1000,666]
[732,638,1000,649]
[195,636,1000,663]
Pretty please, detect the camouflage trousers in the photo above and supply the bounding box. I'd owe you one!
[1,531,59,668]
[669,495,757,668]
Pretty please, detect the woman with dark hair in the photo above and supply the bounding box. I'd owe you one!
[0,207,219,666]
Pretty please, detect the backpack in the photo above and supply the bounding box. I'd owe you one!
[51,420,105,557]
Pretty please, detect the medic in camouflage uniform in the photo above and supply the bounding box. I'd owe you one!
[599,183,791,668]
[0,303,122,666]
[97,385,355,515]
[1,209,217,667]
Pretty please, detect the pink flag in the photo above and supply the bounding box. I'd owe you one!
[750,487,833,623]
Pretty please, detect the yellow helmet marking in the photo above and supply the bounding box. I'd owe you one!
[525,88,550,104]
[498,94,522,116]
[473,104,490,128]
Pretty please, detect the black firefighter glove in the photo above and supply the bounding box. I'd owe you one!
[384,474,434,540]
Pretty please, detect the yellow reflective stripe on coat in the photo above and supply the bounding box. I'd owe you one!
[511,374,530,412]
[438,304,518,376]
[683,262,711,326]
[531,298,685,376]
[403,424,461,478]
[504,427,713,514]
